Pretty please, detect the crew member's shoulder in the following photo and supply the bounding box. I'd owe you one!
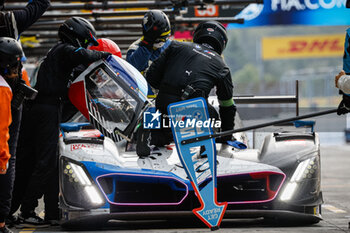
[61,42,85,52]
[170,41,208,53]
[168,40,192,49]
[128,38,142,51]
[192,43,225,61]
[0,75,10,89]
[46,42,76,56]
[53,42,71,49]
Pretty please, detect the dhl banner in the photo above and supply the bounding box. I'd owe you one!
[262,34,345,60]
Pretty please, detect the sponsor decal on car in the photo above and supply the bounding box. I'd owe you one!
[70,143,101,151]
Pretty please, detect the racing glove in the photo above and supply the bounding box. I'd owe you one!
[226,140,247,150]
[11,79,37,110]
[140,29,161,50]
[335,70,346,88]
[100,51,112,59]
[140,38,154,50]
[337,94,350,115]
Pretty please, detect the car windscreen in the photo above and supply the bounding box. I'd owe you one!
[86,67,138,132]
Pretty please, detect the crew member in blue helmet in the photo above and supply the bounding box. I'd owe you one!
[126,10,172,98]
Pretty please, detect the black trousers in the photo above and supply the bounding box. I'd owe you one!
[11,102,60,220]
[136,117,173,157]
[0,106,22,222]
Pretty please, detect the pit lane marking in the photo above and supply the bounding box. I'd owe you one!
[323,204,347,213]
[18,211,45,232]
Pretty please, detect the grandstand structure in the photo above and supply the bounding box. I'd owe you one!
[4,0,262,59]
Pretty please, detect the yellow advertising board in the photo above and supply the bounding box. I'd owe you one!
[262,34,345,60]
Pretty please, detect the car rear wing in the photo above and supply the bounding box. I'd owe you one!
[233,80,300,116]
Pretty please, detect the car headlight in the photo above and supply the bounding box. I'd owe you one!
[60,157,105,208]
[280,158,317,201]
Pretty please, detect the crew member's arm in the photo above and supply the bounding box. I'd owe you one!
[13,0,51,34]
[335,70,350,94]
[0,87,12,174]
[126,39,153,72]
[64,45,110,68]
[216,67,236,140]
[144,43,171,89]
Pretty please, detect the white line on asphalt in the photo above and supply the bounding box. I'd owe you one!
[323,204,347,213]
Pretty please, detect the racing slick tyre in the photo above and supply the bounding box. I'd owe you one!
[263,205,322,226]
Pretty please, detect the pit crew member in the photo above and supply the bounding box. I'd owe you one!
[137,21,236,156]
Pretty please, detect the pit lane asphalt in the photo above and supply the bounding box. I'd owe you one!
[11,144,350,233]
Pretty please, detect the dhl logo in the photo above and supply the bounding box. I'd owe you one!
[262,34,345,60]
[287,39,343,53]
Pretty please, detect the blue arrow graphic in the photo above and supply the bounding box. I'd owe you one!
[168,97,227,229]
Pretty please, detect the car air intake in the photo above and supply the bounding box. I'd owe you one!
[96,173,188,206]
[215,172,285,204]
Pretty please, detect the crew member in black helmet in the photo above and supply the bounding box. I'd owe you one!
[0,37,24,233]
[0,0,50,232]
[137,21,236,156]
[10,17,110,226]
[126,9,171,97]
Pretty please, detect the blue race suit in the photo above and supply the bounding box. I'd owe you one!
[126,38,171,97]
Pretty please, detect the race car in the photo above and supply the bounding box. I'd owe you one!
[58,55,323,229]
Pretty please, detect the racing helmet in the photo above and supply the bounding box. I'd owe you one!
[0,37,23,76]
[58,17,98,48]
[193,21,228,55]
[89,38,122,58]
[142,10,171,41]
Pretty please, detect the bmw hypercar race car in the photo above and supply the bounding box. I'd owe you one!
[58,55,322,229]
